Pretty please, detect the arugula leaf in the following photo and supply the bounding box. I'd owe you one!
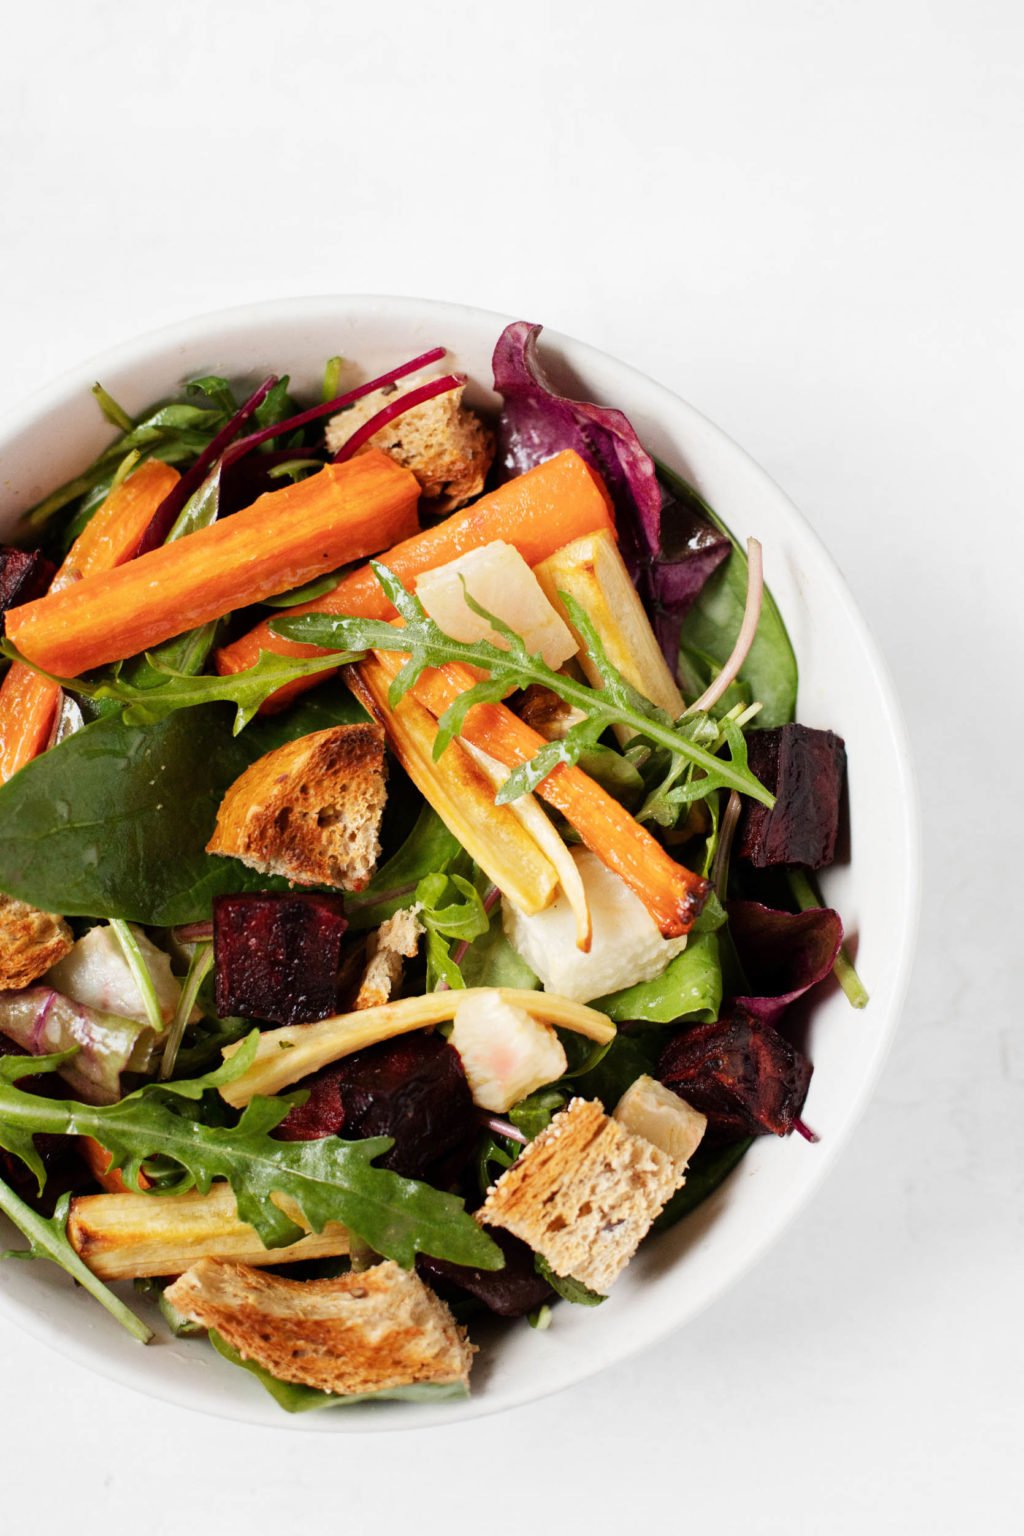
[0,1177,153,1343]
[534,1253,606,1306]
[27,394,232,533]
[209,1331,468,1412]
[658,462,798,729]
[415,872,490,990]
[0,702,356,925]
[0,1041,503,1270]
[596,931,723,1023]
[272,564,775,808]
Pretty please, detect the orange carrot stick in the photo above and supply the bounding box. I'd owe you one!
[6,450,419,680]
[368,650,708,938]
[80,1136,151,1195]
[214,448,614,710]
[0,459,181,782]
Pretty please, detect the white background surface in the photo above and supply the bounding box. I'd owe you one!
[1,2,1021,1532]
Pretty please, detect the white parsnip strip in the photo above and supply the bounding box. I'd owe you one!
[535,528,684,741]
[351,653,559,917]
[463,740,593,953]
[67,1183,349,1281]
[219,988,616,1108]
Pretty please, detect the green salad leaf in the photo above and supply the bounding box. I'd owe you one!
[0,1040,502,1271]
[273,564,775,808]
[209,1331,468,1412]
[534,1253,606,1306]
[653,1137,754,1230]
[0,1176,152,1343]
[0,698,360,925]
[658,462,798,728]
[596,931,723,1024]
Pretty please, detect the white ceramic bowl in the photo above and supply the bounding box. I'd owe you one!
[0,296,918,1430]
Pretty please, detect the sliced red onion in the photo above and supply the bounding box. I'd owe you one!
[171,921,214,945]
[136,375,278,555]
[478,1113,528,1146]
[686,538,764,716]
[710,790,742,899]
[331,372,465,463]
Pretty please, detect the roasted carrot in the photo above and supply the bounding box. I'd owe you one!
[369,650,707,938]
[80,1137,151,1195]
[214,448,614,710]
[6,451,419,679]
[0,459,181,782]
[350,654,560,917]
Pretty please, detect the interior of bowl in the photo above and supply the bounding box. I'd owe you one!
[0,296,918,1430]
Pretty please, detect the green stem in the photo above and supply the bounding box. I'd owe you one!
[161,943,214,1079]
[110,920,166,1035]
[0,1177,153,1344]
[787,869,869,1009]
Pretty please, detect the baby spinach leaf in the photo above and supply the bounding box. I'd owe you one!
[657,462,798,728]
[596,931,722,1024]
[0,707,289,924]
[534,1253,606,1306]
[208,1331,468,1412]
[652,1137,753,1230]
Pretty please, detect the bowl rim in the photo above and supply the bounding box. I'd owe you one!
[0,294,921,1431]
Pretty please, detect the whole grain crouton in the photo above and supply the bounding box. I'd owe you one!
[354,906,424,1011]
[479,1097,684,1294]
[165,1257,474,1396]
[0,893,73,990]
[325,379,494,513]
[207,724,386,891]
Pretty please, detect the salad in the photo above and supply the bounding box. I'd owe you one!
[0,322,866,1413]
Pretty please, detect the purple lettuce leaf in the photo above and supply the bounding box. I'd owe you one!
[492,322,729,665]
[728,899,843,1028]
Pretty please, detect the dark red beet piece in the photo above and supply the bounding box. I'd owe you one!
[277,1031,477,1182]
[658,1008,812,1141]
[213,893,348,1025]
[418,1228,553,1318]
[737,724,846,870]
[0,547,56,615]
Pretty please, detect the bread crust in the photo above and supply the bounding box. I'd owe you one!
[354,907,424,1011]
[207,723,387,891]
[479,1097,684,1294]
[325,382,495,513]
[0,893,73,990]
[165,1257,474,1395]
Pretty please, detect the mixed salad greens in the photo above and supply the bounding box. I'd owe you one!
[0,322,865,1411]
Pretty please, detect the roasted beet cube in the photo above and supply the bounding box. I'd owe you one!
[658,1008,812,1140]
[418,1228,553,1318]
[0,547,56,616]
[277,1031,477,1182]
[737,724,846,870]
[213,893,348,1025]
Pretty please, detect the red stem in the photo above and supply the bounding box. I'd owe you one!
[136,375,278,555]
[794,1116,820,1143]
[331,373,465,463]
[224,346,448,463]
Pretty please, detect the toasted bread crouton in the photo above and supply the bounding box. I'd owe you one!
[325,380,494,513]
[165,1257,474,1396]
[479,1097,683,1294]
[207,724,387,892]
[354,907,424,1011]
[0,893,73,990]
